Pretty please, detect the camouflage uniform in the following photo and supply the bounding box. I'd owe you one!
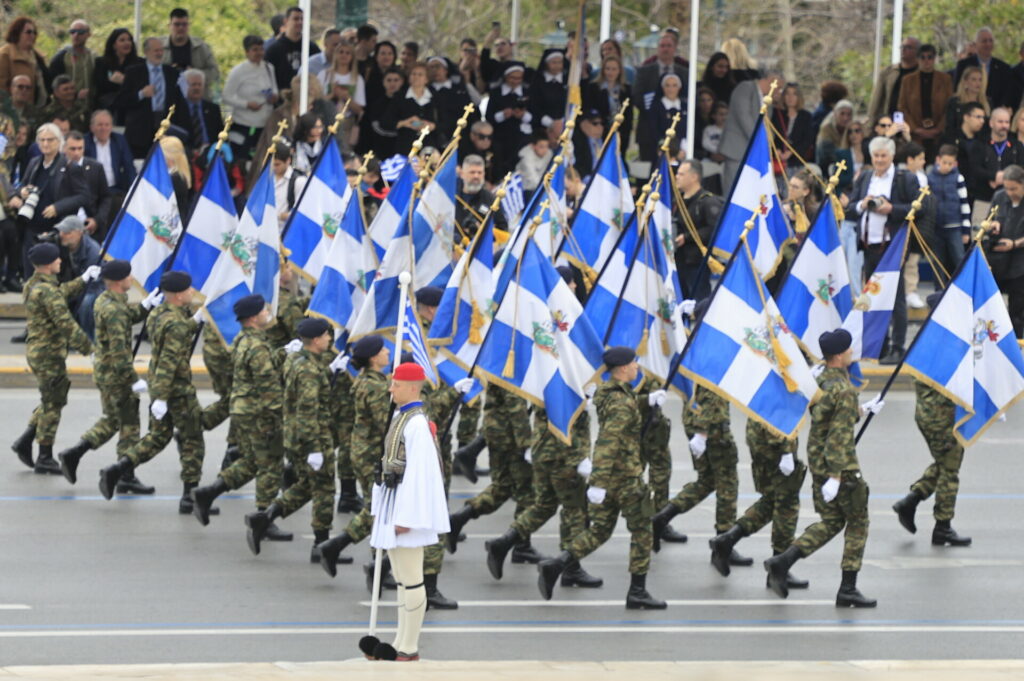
[457,400,482,447]
[910,381,964,522]
[466,384,533,519]
[637,376,672,508]
[218,326,285,509]
[739,421,805,553]
[200,331,234,440]
[125,302,205,482]
[37,100,89,133]
[791,366,869,571]
[23,272,90,445]
[422,381,459,575]
[510,408,590,550]
[566,378,653,574]
[671,385,739,533]
[326,358,358,491]
[273,348,335,531]
[265,285,308,349]
[343,367,391,542]
[81,290,147,456]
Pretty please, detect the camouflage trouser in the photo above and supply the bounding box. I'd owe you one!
[127,391,205,483]
[568,476,654,574]
[793,472,870,572]
[333,415,355,486]
[670,425,739,533]
[911,427,965,522]
[27,355,70,445]
[457,400,482,446]
[511,452,588,551]
[201,357,237,444]
[276,449,337,531]
[644,441,672,509]
[737,450,806,554]
[345,459,378,543]
[82,379,140,458]
[423,453,453,576]
[466,442,533,520]
[219,412,284,509]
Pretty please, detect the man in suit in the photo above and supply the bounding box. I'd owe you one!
[182,68,223,155]
[85,109,135,234]
[63,131,112,241]
[114,37,189,158]
[633,31,688,167]
[954,28,1017,109]
[897,44,953,161]
[719,71,778,194]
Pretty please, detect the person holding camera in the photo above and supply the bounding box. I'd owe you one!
[54,215,102,339]
[985,164,1024,338]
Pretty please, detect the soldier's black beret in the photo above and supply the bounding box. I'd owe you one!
[233,294,265,320]
[296,317,329,339]
[160,270,192,293]
[351,334,384,359]
[415,285,444,307]
[556,265,574,284]
[100,259,131,281]
[603,346,636,368]
[28,242,60,266]
[818,328,853,357]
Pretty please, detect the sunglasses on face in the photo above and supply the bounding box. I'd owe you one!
[22,29,37,35]
[474,133,492,139]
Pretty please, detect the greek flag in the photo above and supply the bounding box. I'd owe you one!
[842,225,908,361]
[411,149,457,288]
[474,235,605,444]
[103,145,182,292]
[244,162,281,315]
[170,154,236,295]
[680,238,820,438]
[710,116,791,277]
[282,136,347,282]
[403,293,438,387]
[381,154,407,182]
[501,173,525,225]
[533,163,569,260]
[367,160,416,259]
[904,247,1024,446]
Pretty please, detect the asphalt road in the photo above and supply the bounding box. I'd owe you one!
[2,388,1023,665]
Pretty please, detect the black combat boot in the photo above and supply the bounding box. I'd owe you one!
[219,444,240,471]
[932,520,972,547]
[11,424,36,469]
[425,573,458,610]
[728,548,754,567]
[190,477,229,526]
[57,439,91,483]
[244,503,283,555]
[651,503,680,553]
[764,545,803,599]
[766,550,809,589]
[709,525,747,577]
[836,569,877,608]
[315,531,354,577]
[452,435,486,483]
[659,523,688,544]
[625,573,667,610]
[892,490,922,534]
[537,550,572,600]
[364,557,397,594]
[116,470,155,495]
[485,528,520,580]
[561,560,603,588]
[446,504,478,553]
[98,457,133,500]
[33,444,61,475]
[511,540,547,564]
[264,520,293,541]
[336,478,363,513]
[310,529,329,563]
[178,482,198,514]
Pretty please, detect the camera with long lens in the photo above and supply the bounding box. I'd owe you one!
[35,229,59,244]
[16,186,41,223]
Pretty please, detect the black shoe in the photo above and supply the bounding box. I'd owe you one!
[310,531,354,564]
[893,491,922,534]
[511,541,547,564]
[315,531,353,577]
[425,573,458,610]
[219,444,240,471]
[33,445,62,475]
[244,503,282,556]
[836,570,877,608]
[728,548,754,567]
[764,545,802,599]
[190,477,228,526]
[485,528,519,580]
[625,573,667,610]
[446,504,477,553]
[57,439,91,484]
[766,551,809,589]
[178,482,197,514]
[651,503,680,553]
[879,347,905,365]
[709,525,746,577]
[659,523,688,544]
[453,435,486,484]
[932,520,972,547]
[264,521,293,541]
[98,458,131,500]
[336,478,363,513]
[561,560,603,588]
[11,424,36,469]
[537,550,571,600]
[10,329,26,343]
[116,472,155,495]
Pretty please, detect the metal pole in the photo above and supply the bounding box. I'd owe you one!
[599,0,612,42]
[872,0,885,83]
[890,0,904,66]
[299,0,311,113]
[511,0,521,46]
[134,0,142,46]
[685,0,699,159]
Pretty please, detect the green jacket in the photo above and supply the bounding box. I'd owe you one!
[683,384,730,434]
[350,368,390,465]
[283,349,332,453]
[146,302,198,400]
[590,378,643,488]
[265,285,309,349]
[93,289,146,386]
[24,271,90,357]
[229,326,283,416]
[807,366,860,477]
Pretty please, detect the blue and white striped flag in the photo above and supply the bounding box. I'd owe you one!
[245,162,281,314]
[403,292,438,387]
[411,150,458,288]
[501,173,525,225]
[381,154,407,182]
[710,116,791,277]
[170,155,236,295]
[533,164,570,260]
[282,136,347,282]
[367,160,416,259]
[842,225,909,361]
[904,247,1024,445]
[680,237,820,438]
[104,145,182,292]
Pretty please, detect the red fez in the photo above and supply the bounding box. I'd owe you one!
[393,362,426,382]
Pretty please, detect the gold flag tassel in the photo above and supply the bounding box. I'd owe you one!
[469,304,485,345]
[501,347,517,378]
[636,327,650,357]
[660,326,670,357]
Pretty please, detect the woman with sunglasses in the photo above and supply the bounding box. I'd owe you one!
[0,17,48,108]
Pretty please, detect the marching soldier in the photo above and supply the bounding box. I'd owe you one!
[324,345,363,515]
[764,328,883,607]
[57,259,160,494]
[637,374,687,544]
[537,346,665,609]
[98,271,210,511]
[200,325,239,469]
[12,243,96,474]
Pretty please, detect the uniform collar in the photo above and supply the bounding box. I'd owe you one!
[399,400,423,413]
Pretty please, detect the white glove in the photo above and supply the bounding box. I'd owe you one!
[307,452,324,471]
[778,452,795,476]
[523,448,532,463]
[648,389,667,407]
[453,377,474,394]
[284,339,303,354]
[861,394,885,415]
[191,308,205,324]
[131,379,148,394]
[681,299,697,316]
[998,413,1007,422]
[141,289,163,310]
[821,477,840,503]
[329,353,350,373]
[586,486,606,505]
[811,363,825,378]
[689,432,707,457]
[150,399,168,420]
[80,265,101,282]
[584,383,598,398]
[576,458,592,477]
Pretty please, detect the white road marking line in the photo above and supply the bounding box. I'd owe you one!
[0,605,30,610]
[358,599,835,607]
